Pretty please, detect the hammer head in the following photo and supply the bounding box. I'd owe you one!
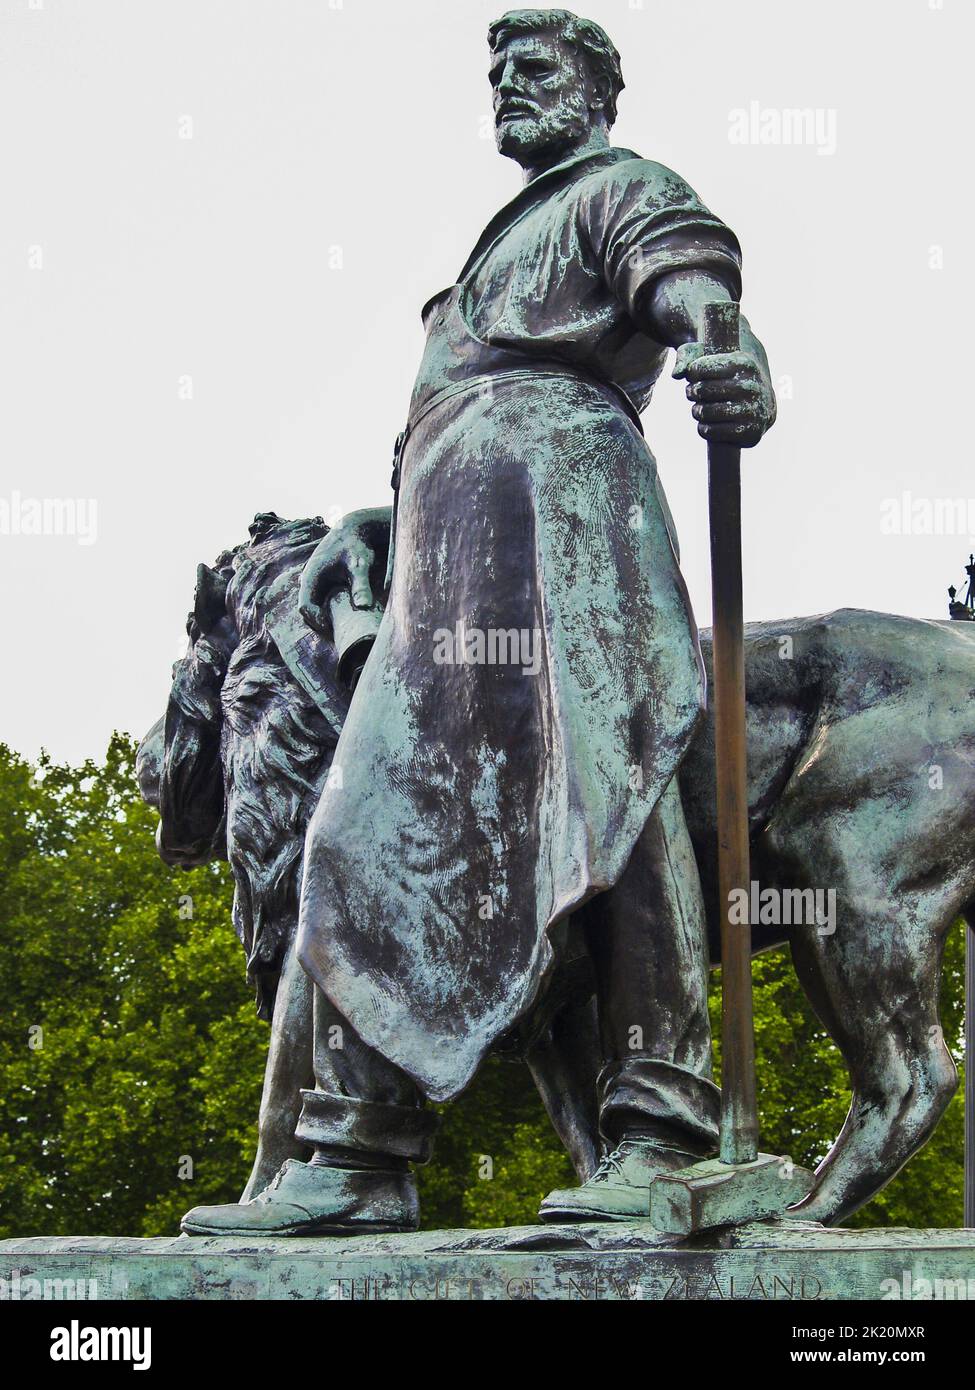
[649,1153,815,1235]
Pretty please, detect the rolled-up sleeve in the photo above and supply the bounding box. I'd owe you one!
[582,160,743,319]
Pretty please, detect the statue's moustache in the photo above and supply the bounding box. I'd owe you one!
[496,103,539,122]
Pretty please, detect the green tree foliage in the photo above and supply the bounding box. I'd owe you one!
[0,736,266,1237]
[0,737,965,1235]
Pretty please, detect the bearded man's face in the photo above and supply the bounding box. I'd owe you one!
[490,32,596,167]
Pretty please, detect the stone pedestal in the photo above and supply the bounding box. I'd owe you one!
[3,1220,975,1301]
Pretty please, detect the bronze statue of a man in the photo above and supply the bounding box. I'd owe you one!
[183,7,775,1236]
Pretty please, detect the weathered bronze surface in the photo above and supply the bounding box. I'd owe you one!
[6,1222,975,1301]
[140,510,389,1200]
[134,10,967,1243]
[142,515,973,1229]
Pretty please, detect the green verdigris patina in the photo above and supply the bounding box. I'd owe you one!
[183,5,774,1237]
[4,1225,975,1301]
[139,556,975,1238]
[123,9,971,1270]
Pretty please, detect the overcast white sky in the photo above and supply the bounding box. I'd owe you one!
[1,0,971,764]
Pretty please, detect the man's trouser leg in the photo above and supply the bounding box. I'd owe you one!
[538,776,719,1221]
[180,986,436,1235]
[586,777,720,1156]
[295,986,438,1168]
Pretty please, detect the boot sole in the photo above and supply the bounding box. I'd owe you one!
[538,1204,650,1224]
[180,1218,417,1238]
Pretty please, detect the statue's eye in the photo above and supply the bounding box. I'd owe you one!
[523,61,553,78]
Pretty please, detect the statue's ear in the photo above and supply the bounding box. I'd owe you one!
[193,563,228,633]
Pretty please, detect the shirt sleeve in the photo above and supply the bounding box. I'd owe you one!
[581,159,743,319]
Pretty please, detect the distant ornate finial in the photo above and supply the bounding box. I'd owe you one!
[948,558,975,620]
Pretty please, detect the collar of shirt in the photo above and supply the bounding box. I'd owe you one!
[455,145,641,285]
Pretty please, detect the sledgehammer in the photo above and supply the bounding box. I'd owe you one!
[649,303,813,1234]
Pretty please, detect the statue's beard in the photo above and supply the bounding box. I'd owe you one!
[495,102,590,165]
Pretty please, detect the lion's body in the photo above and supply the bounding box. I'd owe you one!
[681,610,974,1220]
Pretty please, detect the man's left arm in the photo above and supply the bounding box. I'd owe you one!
[641,269,776,447]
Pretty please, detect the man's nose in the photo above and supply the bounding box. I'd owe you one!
[497,62,521,99]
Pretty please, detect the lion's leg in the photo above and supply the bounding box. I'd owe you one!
[755,674,975,1228]
[240,934,314,1202]
[786,896,958,1226]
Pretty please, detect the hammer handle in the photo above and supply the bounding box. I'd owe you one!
[704,301,759,1166]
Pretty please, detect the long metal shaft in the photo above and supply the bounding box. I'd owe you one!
[704,301,759,1167]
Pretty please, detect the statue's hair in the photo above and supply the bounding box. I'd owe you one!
[488,9,624,126]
